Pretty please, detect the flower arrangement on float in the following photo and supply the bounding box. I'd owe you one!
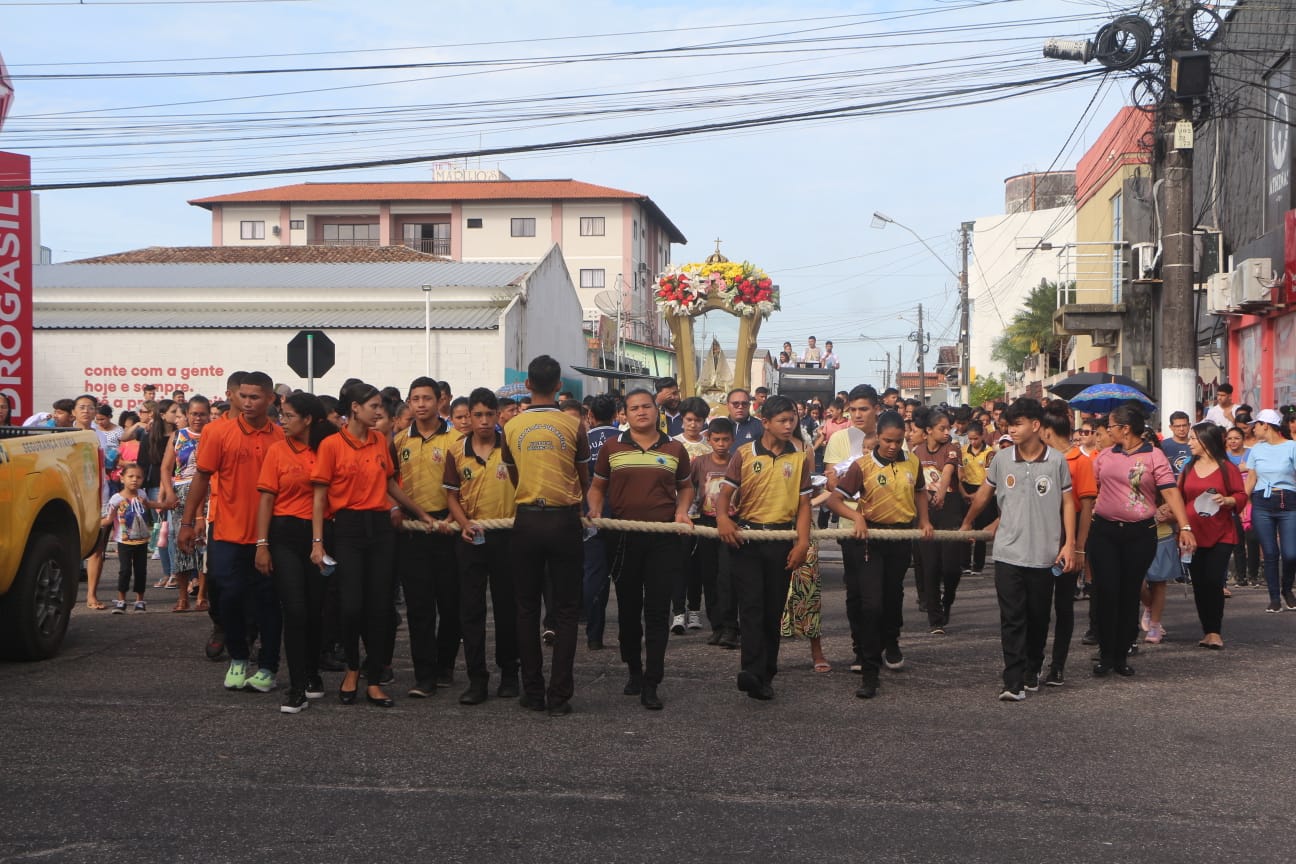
[654,260,778,318]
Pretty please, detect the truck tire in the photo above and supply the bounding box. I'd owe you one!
[0,531,79,661]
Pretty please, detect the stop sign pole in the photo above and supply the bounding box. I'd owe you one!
[306,332,315,393]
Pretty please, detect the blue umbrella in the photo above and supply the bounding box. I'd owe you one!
[1067,382,1157,414]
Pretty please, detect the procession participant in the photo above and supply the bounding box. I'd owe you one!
[1225,427,1259,587]
[253,392,338,713]
[753,387,769,414]
[912,407,966,633]
[1204,384,1238,427]
[672,396,712,633]
[393,377,463,696]
[960,420,995,578]
[587,389,693,710]
[672,397,712,460]
[1179,423,1245,649]
[1089,405,1195,676]
[1245,409,1296,613]
[725,388,764,447]
[178,372,286,694]
[502,355,591,716]
[802,336,822,365]
[192,372,246,656]
[716,395,812,701]
[71,395,112,610]
[655,377,683,437]
[820,340,840,370]
[692,417,737,647]
[159,395,211,611]
[961,399,1074,702]
[825,410,932,699]
[444,388,520,705]
[881,388,901,410]
[1162,411,1193,476]
[582,396,621,651]
[312,381,436,708]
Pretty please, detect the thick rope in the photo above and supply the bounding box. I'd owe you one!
[402,517,991,543]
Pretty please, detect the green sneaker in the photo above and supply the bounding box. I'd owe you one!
[224,660,248,690]
[245,668,277,693]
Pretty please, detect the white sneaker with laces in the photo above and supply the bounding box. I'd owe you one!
[685,610,702,630]
[998,689,1026,702]
[670,614,686,635]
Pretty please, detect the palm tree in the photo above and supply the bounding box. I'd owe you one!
[991,279,1071,376]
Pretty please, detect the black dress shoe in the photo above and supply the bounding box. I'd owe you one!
[1114,664,1136,677]
[497,674,520,699]
[436,669,454,688]
[407,679,438,698]
[1081,630,1098,646]
[749,682,775,701]
[518,693,547,711]
[736,670,760,694]
[640,683,663,710]
[855,681,879,699]
[459,681,488,705]
[1092,662,1113,677]
[717,628,740,649]
[623,671,643,696]
[587,639,605,651]
[547,699,572,716]
[338,686,358,705]
[366,689,394,708]
[706,630,723,646]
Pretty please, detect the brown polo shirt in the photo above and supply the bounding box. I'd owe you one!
[592,430,691,522]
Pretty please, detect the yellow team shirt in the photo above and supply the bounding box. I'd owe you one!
[962,444,993,487]
[722,439,812,525]
[394,419,463,514]
[501,406,591,507]
[443,433,517,520]
[835,450,925,525]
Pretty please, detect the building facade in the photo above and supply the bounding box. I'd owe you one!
[31,246,587,410]
[188,174,687,377]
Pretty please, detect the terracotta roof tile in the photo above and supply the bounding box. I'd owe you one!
[67,245,448,264]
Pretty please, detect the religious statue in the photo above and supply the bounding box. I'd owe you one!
[698,337,734,401]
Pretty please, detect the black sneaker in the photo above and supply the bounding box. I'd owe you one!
[883,646,905,671]
[519,693,547,711]
[435,669,452,688]
[459,681,488,705]
[407,679,438,698]
[717,628,740,649]
[547,699,573,716]
[1081,630,1098,646]
[305,675,326,700]
[497,673,520,699]
[623,671,643,696]
[855,680,879,699]
[205,626,226,661]
[640,683,663,711]
[280,690,308,714]
[1283,591,1296,611]
[1045,666,1065,687]
[706,630,723,646]
[1266,600,1283,613]
[929,625,945,635]
[587,639,605,651]
[1024,672,1040,692]
[542,629,556,646]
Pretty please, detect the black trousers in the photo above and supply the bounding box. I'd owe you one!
[1087,517,1157,667]
[918,498,965,626]
[840,530,909,683]
[1230,520,1260,583]
[512,507,583,705]
[332,509,396,683]
[457,531,518,682]
[269,515,325,693]
[1190,542,1233,636]
[117,543,149,595]
[610,532,678,684]
[687,517,723,628]
[995,561,1054,691]
[673,535,716,617]
[1045,569,1076,671]
[732,539,794,684]
[699,526,736,631]
[396,529,461,683]
[962,482,997,572]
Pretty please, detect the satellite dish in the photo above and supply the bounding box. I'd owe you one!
[594,290,620,319]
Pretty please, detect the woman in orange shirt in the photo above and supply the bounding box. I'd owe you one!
[311,382,435,708]
[254,392,338,714]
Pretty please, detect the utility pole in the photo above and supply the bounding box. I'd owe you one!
[908,303,928,404]
[1159,0,1198,425]
[869,352,892,390]
[959,221,973,405]
[897,344,903,396]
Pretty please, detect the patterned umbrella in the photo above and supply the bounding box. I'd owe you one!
[1067,383,1158,415]
[1047,371,1148,399]
[495,382,530,398]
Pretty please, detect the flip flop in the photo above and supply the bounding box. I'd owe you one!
[193,600,210,612]
[86,601,107,611]
[814,660,832,673]
[172,604,191,613]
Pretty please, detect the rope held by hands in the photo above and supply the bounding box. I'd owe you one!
[401,517,992,543]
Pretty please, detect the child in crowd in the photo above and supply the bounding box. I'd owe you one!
[673,397,713,460]
[961,420,995,577]
[105,464,165,613]
[691,417,737,647]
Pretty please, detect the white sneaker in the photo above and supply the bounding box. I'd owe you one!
[685,610,703,630]
[998,688,1026,702]
[671,614,686,635]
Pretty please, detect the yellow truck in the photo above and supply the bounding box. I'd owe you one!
[0,427,103,660]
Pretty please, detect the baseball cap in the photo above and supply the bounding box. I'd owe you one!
[1255,408,1283,427]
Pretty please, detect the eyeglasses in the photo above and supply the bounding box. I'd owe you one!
[729,400,749,407]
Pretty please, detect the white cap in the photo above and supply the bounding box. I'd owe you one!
[1255,408,1284,427]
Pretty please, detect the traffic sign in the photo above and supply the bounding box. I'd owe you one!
[287,330,335,387]
[0,52,14,135]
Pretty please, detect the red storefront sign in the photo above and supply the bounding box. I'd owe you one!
[0,151,32,422]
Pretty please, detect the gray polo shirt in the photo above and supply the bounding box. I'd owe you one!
[984,444,1072,569]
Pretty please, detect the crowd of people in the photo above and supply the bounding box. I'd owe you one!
[777,336,840,370]
[10,362,1296,712]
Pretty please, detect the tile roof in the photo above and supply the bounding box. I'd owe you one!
[188,179,686,244]
[67,245,447,265]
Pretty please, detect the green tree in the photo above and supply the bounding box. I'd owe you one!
[991,279,1070,376]
[969,373,1006,408]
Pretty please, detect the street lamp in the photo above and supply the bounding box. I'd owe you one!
[421,284,433,376]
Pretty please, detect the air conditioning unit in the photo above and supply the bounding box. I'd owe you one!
[1235,258,1275,307]
[1206,272,1234,315]
[1131,242,1158,279]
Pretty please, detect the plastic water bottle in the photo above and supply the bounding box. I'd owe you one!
[1050,562,1065,577]
[1180,550,1193,565]
[471,527,486,546]
[320,554,337,577]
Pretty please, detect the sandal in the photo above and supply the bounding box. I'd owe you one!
[86,600,107,611]
[172,603,191,613]
[193,600,210,612]
[813,660,832,673]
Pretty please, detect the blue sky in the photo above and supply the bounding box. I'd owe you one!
[2,0,1132,387]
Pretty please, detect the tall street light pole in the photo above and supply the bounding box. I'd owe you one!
[872,212,970,403]
[422,284,433,376]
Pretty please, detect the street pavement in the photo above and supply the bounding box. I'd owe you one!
[1,550,1293,863]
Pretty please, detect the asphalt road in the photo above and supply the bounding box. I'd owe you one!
[1,550,1293,864]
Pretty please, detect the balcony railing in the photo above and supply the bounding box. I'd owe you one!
[403,238,451,256]
[316,238,380,247]
[1055,241,1128,306]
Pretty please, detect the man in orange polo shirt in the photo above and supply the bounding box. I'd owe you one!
[179,371,286,692]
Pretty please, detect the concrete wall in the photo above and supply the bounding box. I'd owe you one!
[34,327,500,414]
[459,202,553,262]
[510,245,589,396]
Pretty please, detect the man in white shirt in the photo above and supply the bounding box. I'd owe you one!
[802,336,822,365]
[1204,384,1237,427]
[820,340,840,370]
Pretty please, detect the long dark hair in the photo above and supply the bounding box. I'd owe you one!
[1181,422,1236,494]
[143,398,177,467]
[1108,404,1147,440]
[285,391,338,452]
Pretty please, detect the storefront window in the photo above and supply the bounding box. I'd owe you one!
[1237,324,1263,410]
[1275,314,1296,409]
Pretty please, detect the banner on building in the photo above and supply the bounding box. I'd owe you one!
[0,151,33,422]
[1267,60,1293,234]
